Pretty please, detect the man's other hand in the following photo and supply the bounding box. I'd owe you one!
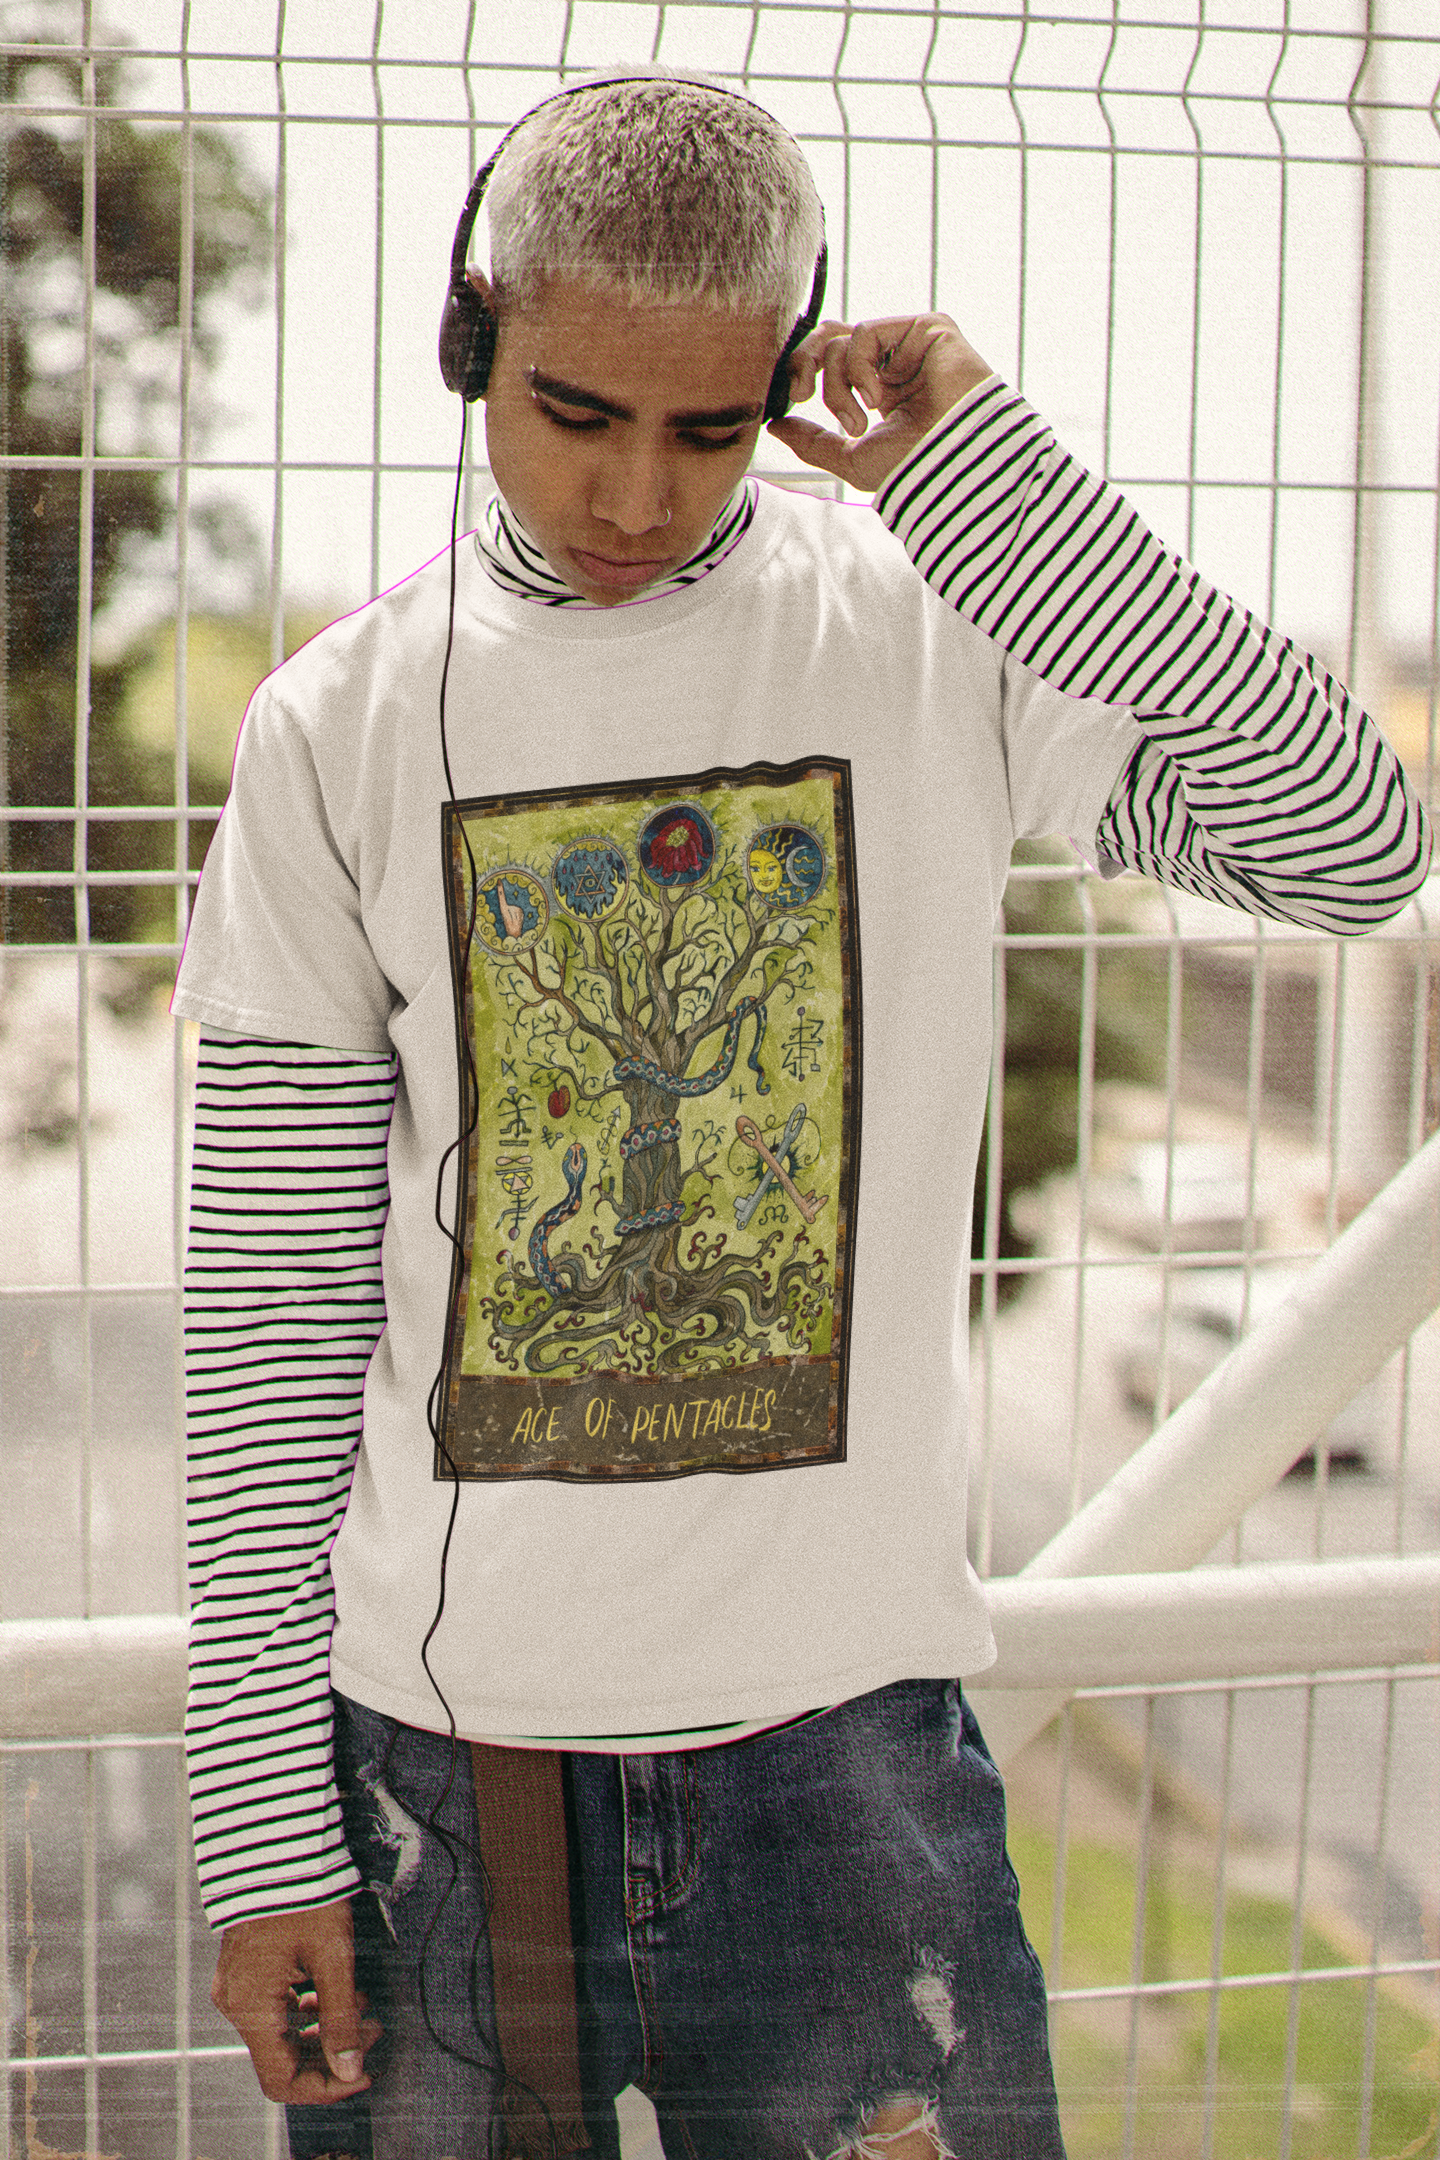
[212,1897,383,2105]
[768,314,993,492]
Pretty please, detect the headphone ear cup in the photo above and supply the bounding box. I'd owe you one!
[439,281,497,401]
[764,354,793,425]
[764,324,808,423]
[764,242,828,423]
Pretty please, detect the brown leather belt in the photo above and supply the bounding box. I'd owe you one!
[468,1743,591,2157]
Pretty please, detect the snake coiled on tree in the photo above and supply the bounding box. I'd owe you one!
[530,1002,773,1286]
[612,994,769,1106]
[608,995,770,1237]
[528,1140,587,1298]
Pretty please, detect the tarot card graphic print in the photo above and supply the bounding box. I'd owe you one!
[437,758,861,1479]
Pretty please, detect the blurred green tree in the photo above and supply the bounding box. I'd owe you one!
[2,19,271,944]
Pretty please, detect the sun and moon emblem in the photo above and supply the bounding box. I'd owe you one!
[637,802,717,888]
[744,823,827,909]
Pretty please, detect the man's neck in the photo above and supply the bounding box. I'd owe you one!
[474,483,758,608]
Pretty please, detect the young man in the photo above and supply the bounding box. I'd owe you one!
[173,70,1429,2160]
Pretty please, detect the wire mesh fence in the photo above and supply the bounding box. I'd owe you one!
[2,1,1438,2155]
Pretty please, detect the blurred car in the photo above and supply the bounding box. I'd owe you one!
[1091,1140,1262,1255]
[1115,1264,1376,1473]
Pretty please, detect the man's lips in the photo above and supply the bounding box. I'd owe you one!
[569,546,671,590]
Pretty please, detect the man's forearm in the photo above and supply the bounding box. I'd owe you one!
[185,1032,395,1928]
[876,378,1431,932]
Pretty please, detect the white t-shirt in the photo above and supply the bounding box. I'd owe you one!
[174,442,1140,1740]
[178,378,1430,1926]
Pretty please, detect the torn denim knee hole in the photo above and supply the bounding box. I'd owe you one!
[351,1755,426,1927]
[909,1946,962,2059]
[814,2094,957,2160]
[809,1947,964,2160]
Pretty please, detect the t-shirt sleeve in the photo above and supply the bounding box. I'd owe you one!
[172,677,397,1055]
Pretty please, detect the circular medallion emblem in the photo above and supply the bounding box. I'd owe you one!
[472,865,549,956]
[637,802,716,889]
[744,823,826,909]
[552,835,630,921]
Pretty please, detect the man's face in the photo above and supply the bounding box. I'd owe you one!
[479,275,780,606]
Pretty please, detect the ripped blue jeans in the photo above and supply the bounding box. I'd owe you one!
[286,1680,1066,2160]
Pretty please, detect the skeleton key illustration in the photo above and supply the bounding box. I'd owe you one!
[735,1103,807,1231]
[735,1114,828,1224]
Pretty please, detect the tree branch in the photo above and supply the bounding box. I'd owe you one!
[680,891,785,1058]
[572,916,635,1044]
[526,1044,622,1111]
[511,949,626,1061]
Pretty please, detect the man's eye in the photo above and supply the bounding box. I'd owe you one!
[536,400,605,433]
[681,429,746,453]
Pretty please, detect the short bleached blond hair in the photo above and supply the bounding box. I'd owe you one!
[482,69,824,336]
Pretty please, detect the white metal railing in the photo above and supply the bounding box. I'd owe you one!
[6,1553,1439,1740]
[6,1558,1437,1743]
[970,1122,1440,1754]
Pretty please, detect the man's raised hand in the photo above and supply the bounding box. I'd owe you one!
[768,313,993,492]
[211,1897,383,2106]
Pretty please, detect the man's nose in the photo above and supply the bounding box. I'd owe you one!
[591,439,671,535]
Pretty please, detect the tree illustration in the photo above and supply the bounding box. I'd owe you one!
[474,827,836,1380]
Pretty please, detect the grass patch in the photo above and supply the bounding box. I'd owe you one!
[1007,1819,1438,2159]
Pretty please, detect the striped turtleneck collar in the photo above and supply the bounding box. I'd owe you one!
[475,481,758,608]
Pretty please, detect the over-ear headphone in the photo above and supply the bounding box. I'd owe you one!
[438,73,828,424]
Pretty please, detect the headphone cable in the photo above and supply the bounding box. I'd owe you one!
[408,396,561,2158]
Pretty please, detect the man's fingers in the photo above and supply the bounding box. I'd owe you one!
[820,334,869,437]
[875,314,937,373]
[766,413,852,479]
[784,316,947,434]
[782,316,858,411]
[775,308,995,492]
[769,406,941,494]
[234,1986,377,2104]
[848,323,918,410]
[211,1900,377,2107]
[311,1923,368,2081]
[224,1978,306,2102]
[263,2046,375,2107]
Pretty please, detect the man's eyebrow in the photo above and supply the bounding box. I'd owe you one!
[669,400,764,429]
[529,370,633,420]
[529,370,761,430]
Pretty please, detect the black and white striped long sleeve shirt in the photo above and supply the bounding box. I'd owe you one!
[185,380,1430,1930]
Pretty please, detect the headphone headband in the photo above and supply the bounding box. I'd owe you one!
[437,72,827,421]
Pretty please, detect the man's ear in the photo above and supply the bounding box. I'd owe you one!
[464,267,496,310]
